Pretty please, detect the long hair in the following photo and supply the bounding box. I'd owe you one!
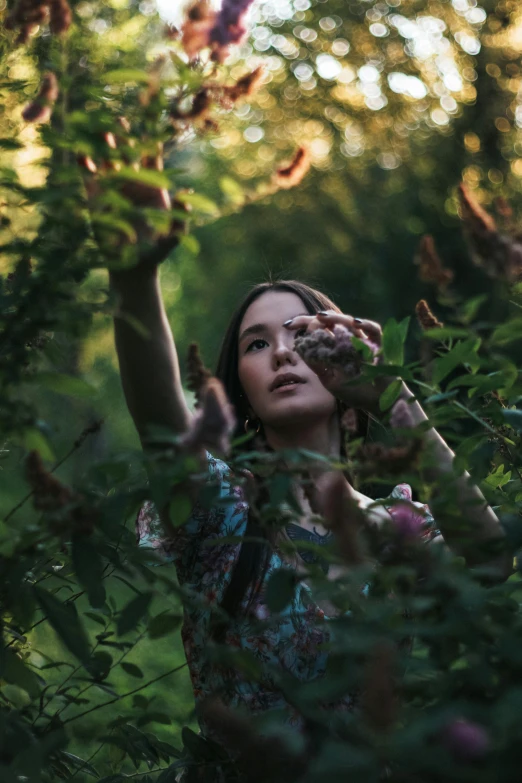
[214,280,368,622]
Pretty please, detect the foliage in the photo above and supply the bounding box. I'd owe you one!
[0,1,521,782]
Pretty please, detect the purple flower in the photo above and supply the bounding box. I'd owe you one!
[444,718,490,760]
[294,325,379,378]
[388,502,425,541]
[210,0,256,47]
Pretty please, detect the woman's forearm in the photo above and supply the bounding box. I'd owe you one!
[110,267,192,444]
[400,385,512,579]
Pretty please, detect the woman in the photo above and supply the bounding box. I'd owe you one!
[111,257,511,747]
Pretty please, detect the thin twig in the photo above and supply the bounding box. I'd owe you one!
[4,419,103,523]
[59,663,187,727]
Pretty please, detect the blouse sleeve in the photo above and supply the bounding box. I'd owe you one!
[386,482,441,543]
[135,452,249,593]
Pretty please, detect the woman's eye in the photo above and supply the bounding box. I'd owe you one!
[295,327,308,338]
[246,338,267,353]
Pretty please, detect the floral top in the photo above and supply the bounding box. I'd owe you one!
[136,454,438,733]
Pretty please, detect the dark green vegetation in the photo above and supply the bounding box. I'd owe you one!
[0,0,522,780]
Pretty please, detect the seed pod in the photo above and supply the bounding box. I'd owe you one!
[186,342,211,407]
[415,299,443,331]
[274,147,311,190]
[414,235,453,289]
[22,72,59,124]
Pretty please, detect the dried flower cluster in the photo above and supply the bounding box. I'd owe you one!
[180,377,236,455]
[186,342,212,407]
[202,698,306,783]
[21,72,59,124]
[73,419,103,450]
[415,234,454,290]
[26,450,72,512]
[294,324,379,378]
[415,299,443,331]
[361,641,397,733]
[170,68,263,129]
[182,0,256,63]
[274,147,311,190]
[459,183,522,281]
[25,451,96,535]
[355,440,423,478]
[6,0,71,44]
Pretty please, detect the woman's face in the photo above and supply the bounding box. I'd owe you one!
[237,290,337,429]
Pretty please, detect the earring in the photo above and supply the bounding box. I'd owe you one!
[244,417,261,434]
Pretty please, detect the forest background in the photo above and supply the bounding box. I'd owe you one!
[1,0,522,781]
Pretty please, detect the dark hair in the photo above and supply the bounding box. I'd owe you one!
[214,280,367,622]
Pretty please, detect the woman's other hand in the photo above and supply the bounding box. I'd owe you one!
[284,310,407,416]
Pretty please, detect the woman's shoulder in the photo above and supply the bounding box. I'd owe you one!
[136,451,249,557]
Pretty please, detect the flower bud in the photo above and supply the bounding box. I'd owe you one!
[444,718,490,760]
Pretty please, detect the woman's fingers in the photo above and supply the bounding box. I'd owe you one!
[317,311,383,344]
[284,311,383,344]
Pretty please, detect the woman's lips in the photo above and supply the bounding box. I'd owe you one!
[271,380,305,393]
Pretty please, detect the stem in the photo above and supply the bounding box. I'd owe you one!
[4,422,103,523]
[59,663,187,727]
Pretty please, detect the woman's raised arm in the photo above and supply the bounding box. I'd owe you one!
[110,266,192,446]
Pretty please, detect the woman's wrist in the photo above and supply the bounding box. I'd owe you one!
[109,264,159,296]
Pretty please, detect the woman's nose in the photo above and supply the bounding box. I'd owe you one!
[272,338,298,368]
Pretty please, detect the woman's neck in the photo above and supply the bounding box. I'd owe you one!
[263,413,342,459]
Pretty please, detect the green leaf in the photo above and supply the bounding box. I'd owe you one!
[219,176,244,204]
[92,213,137,243]
[60,752,99,779]
[431,337,481,385]
[491,317,522,345]
[71,534,106,609]
[168,493,193,528]
[458,294,488,325]
[2,649,41,699]
[117,592,153,636]
[379,379,403,411]
[111,166,172,190]
[1,684,31,709]
[484,464,512,489]
[35,372,96,399]
[22,428,55,462]
[179,234,200,254]
[265,568,296,613]
[382,317,410,366]
[120,662,144,678]
[33,587,91,663]
[104,69,151,84]
[176,192,219,215]
[502,409,522,432]
[0,138,24,150]
[148,613,182,639]
[422,327,470,340]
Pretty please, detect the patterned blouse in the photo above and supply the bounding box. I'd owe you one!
[136,453,438,734]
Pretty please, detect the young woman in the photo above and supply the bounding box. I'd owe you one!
[111,264,511,749]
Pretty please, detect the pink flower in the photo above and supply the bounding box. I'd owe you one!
[444,718,490,760]
[388,502,425,541]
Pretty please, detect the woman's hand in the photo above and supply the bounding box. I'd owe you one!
[285,310,406,416]
[78,123,187,280]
